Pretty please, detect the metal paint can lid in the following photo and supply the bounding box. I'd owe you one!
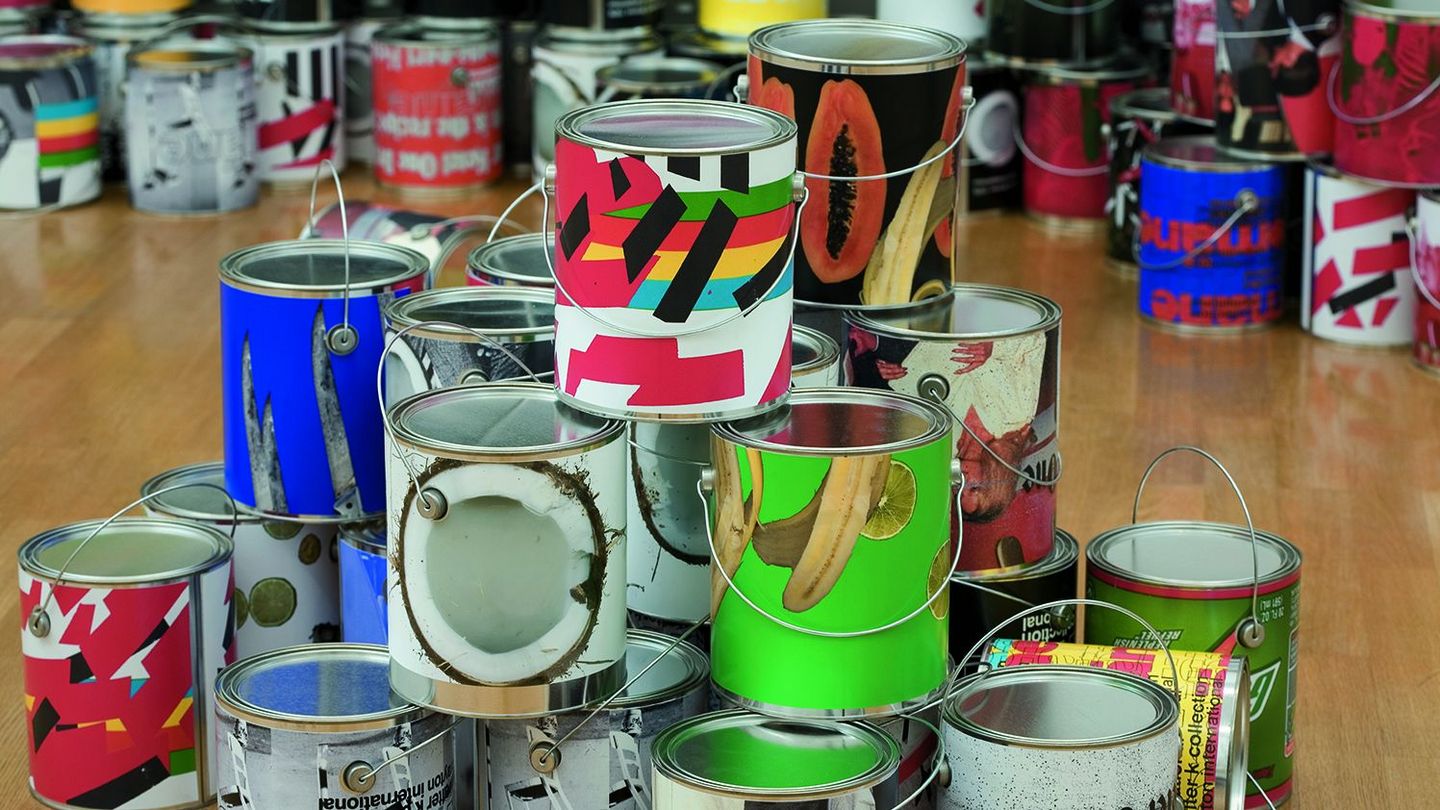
[1143,135,1275,174]
[339,517,386,553]
[140,462,259,524]
[384,286,554,342]
[956,528,1077,584]
[610,629,709,709]
[790,325,840,381]
[19,517,233,586]
[0,34,92,68]
[1110,86,1181,124]
[389,380,624,460]
[76,11,178,39]
[846,283,1061,341]
[466,233,555,287]
[944,665,1178,748]
[1086,520,1302,590]
[597,55,722,95]
[219,239,429,295]
[652,710,901,799]
[713,388,950,457]
[130,40,251,72]
[536,25,662,53]
[556,98,796,157]
[374,17,498,46]
[216,643,431,732]
[749,19,966,74]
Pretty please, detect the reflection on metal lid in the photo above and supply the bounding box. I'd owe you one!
[390,381,622,459]
[467,233,555,286]
[945,665,1177,747]
[1145,135,1273,172]
[557,99,796,155]
[848,283,1060,340]
[611,630,708,708]
[20,518,231,585]
[217,643,423,729]
[750,19,966,72]
[715,388,949,456]
[220,240,429,293]
[140,462,254,523]
[385,286,554,338]
[1087,520,1301,588]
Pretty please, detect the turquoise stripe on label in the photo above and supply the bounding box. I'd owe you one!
[36,97,98,120]
[627,264,794,311]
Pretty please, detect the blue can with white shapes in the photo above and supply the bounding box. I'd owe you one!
[220,239,430,518]
[339,518,388,644]
[1138,136,1287,332]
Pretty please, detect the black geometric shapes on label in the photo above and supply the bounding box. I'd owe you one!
[622,185,686,283]
[655,200,738,323]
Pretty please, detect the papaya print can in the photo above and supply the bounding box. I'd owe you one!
[699,0,824,38]
[709,388,955,718]
[1021,59,1150,228]
[1414,190,1440,375]
[1087,522,1302,807]
[844,285,1062,576]
[466,232,555,288]
[338,519,387,644]
[21,518,234,810]
[386,382,628,717]
[1172,0,1218,122]
[1107,87,1211,270]
[141,462,344,658]
[1332,0,1440,186]
[550,99,799,422]
[747,19,967,308]
[1138,136,1288,331]
[0,36,102,211]
[986,0,1123,67]
[242,21,345,183]
[1301,161,1416,345]
[986,640,1251,810]
[957,57,1022,218]
[77,11,176,182]
[949,529,1078,659]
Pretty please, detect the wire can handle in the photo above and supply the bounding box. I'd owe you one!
[305,160,358,356]
[1326,59,1440,127]
[891,711,948,809]
[1132,445,1265,649]
[27,483,241,638]
[1134,190,1260,270]
[1406,215,1440,311]
[339,718,462,793]
[1014,121,1109,178]
[915,378,1063,489]
[801,91,974,183]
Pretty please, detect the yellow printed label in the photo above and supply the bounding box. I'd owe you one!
[699,0,827,38]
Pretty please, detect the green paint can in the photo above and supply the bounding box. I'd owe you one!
[707,388,956,719]
[1084,447,1302,807]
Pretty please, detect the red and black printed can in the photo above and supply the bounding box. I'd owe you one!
[371,17,503,192]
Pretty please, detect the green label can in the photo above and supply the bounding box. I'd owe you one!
[1086,520,1301,807]
[708,388,955,718]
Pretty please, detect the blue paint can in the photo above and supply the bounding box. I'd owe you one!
[339,518,388,644]
[219,239,430,518]
[1138,136,1287,332]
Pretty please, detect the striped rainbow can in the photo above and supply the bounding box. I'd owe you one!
[0,36,101,210]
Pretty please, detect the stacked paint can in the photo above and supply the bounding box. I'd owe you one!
[0,35,102,210]
[238,10,347,183]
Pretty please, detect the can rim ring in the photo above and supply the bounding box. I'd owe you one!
[388,381,625,461]
[954,528,1077,584]
[1085,520,1302,590]
[466,233,555,287]
[19,517,233,586]
[0,34,93,68]
[219,239,429,296]
[749,19,966,75]
[844,283,1062,341]
[789,324,841,381]
[128,40,251,71]
[372,18,499,46]
[613,630,710,708]
[382,286,555,341]
[555,98,797,157]
[712,388,952,456]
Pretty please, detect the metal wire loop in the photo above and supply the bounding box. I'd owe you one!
[1247,772,1278,810]
[340,718,463,793]
[1134,190,1260,270]
[1326,59,1440,127]
[801,92,975,183]
[915,381,1063,488]
[1014,121,1109,178]
[1021,0,1118,15]
[306,160,357,355]
[704,61,745,101]
[1405,216,1440,311]
[487,181,545,243]
[891,711,948,809]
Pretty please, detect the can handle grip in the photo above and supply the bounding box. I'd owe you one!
[304,160,358,356]
[27,483,241,638]
[914,378,1063,488]
[800,91,974,183]
[733,73,749,104]
[1013,121,1109,178]
[1248,772,1279,810]
[1326,58,1440,127]
[704,62,745,101]
[1405,216,1440,311]
[697,468,964,639]
[1133,190,1260,270]
[891,711,948,809]
[1131,445,1266,649]
[339,718,462,793]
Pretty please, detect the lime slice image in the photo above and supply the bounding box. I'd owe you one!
[249,578,296,628]
[863,460,916,540]
[298,534,322,565]
[263,521,301,540]
[928,543,951,620]
[234,589,250,629]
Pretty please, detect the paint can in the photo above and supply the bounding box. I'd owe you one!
[876,707,942,810]
[466,232,555,287]
[1172,0,1217,123]
[530,26,663,178]
[242,20,346,183]
[502,18,536,174]
[550,99,799,422]
[338,518,386,644]
[385,382,628,717]
[651,711,902,808]
[1085,448,1302,807]
[481,629,708,808]
[214,643,457,809]
[541,0,661,32]
[343,15,398,165]
[948,528,1077,660]
[124,39,260,215]
[1020,59,1150,229]
[877,0,986,42]
[626,610,711,655]
[747,19,967,308]
[1331,1,1440,186]
[844,285,1062,576]
[1106,87,1211,272]
[72,0,190,14]
[667,28,745,100]
[141,461,343,657]
[1414,190,1440,376]
[303,200,483,277]
[77,11,175,181]
[595,55,721,102]
[0,8,39,38]
[0,36,101,211]
[985,0,1123,68]
[21,517,234,810]
[381,285,556,404]
[708,388,955,718]
[698,0,822,38]
[941,666,1180,808]
[219,239,430,518]
[957,57,1022,218]
[791,323,841,387]
[1301,161,1416,345]
[371,18,503,193]
[1138,136,1288,331]
[1214,0,1339,159]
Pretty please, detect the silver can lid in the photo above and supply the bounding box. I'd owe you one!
[373,18,498,45]
[597,56,722,94]
[611,630,709,709]
[140,462,256,524]
[1110,86,1180,123]
[846,283,1060,340]
[389,381,623,460]
[653,710,900,799]
[384,286,554,341]
[1087,520,1301,589]
[790,325,840,381]
[0,35,92,69]
[130,40,252,72]
[713,388,950,457]
[19,518,232,586]
[556,99,796,157]
[216,643,429,732]
[466,233,555,287]
[749,19,966,74]
[944,665,1178,748]
[219,239,429,296]
[1144,135,1274,173]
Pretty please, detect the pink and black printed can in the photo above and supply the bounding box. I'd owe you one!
[1171,0,1217,123]
[1413,191,1440,376]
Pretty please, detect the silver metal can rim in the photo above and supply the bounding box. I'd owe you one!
[555,98,797,157]
[219,239,430,296]
[844,282,1062,341]
[596,55,723,94]
[373,18,499,46]
[955,528,1078,584]
[382,285,555,341]
[77,11,179,36]
[1085,520,1303,590]
[1216,657,1251,810]
[242,19,343,37]
[139,461,260,525]
[1110,86,1182,122]
[714,680,946,722]
[128,41,253,72]
[1143,135,1289,173]
[216,643,433,732]
[19,517,233,586]
[652,709,901,799]
[1019,57,1154,85]
[1212,141,1308,163]
[0,34,93,69]
[536,25,661,50]
[389,380,625,460]
[556,387,790,424]
[612,629,710,708]
[790,324,841,380]
[749,19,966,75]
[339,519,386,553]
[466,233,554,287]
[713,387,951,456]
[943,665,1180,749]
[1345,0,1440,22]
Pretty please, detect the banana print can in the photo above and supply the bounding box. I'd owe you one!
[1087,521,1302,807]
[709,388,954,718]
[386,382,628,717]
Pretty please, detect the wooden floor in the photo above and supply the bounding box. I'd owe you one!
[2,172,1436,807]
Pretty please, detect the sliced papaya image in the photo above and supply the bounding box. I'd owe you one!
[935,68,967,260]
[802,79,887,284]
[752,76,796,121]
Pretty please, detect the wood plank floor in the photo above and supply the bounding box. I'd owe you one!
[2,172,1436,807]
